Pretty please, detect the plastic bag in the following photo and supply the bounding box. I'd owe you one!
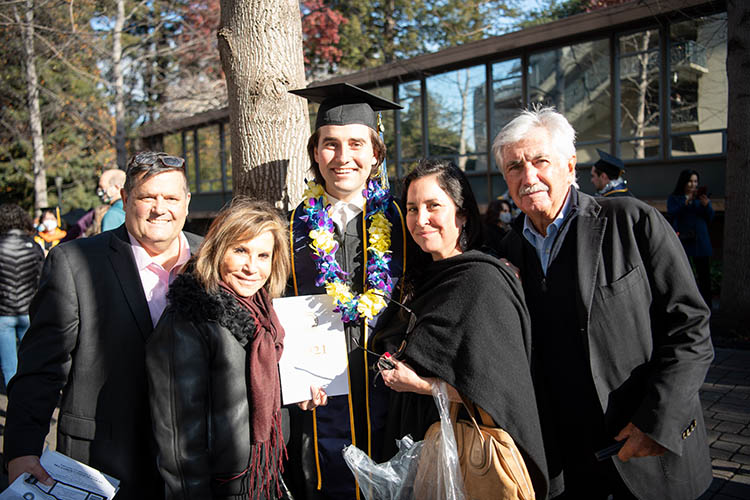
[342,381,466,500]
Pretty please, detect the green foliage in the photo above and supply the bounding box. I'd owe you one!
[0,1,112,213]
[328,0,519,73]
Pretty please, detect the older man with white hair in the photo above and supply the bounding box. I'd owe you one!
[493,107,713,500]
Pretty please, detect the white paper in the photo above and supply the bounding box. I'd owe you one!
[0,448,119,500]
[274,294,350,405]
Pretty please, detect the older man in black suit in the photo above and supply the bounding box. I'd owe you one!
[5,152,202,499]
[492,108,713,500]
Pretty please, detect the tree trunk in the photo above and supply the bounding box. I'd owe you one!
[217,0,309,209]
[383,0,396,63]
[17,0,48,212]
[719,0,750,333]
[113,0,127,169]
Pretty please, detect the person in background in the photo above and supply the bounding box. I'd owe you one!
[99,168,127,231]
[148,199,321,499]
[0,204,44,390]
[34,207,67,255]
[375,159,548,498]
[483,198,513,252]
[590,149,632,197]
[284,83,406,500]
[5,151,201,500]
[667,169,714,307]
[493,107,713,500]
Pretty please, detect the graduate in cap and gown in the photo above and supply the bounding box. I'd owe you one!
[284,83,408,500]
[590,149,633,198]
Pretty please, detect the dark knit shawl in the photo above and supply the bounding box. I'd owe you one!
[377,250,549,499]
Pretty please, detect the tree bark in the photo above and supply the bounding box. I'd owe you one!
[113,0,127,169]
[17,0,48,212]
[719,0,750,332]
[217,0,309,209]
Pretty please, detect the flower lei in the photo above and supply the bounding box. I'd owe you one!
[300,179,393,323]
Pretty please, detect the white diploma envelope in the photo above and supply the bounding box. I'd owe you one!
[273,294,349,405]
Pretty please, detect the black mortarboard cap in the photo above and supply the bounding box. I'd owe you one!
[595,149,625,179]
[289,83,402,131]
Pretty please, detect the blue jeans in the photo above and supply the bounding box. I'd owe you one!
[0,314,30,388]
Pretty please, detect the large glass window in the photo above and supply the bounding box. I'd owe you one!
[426,65,487,171]
[618,29,661,160]
[224,124,233,190]
[397,81,423,163]
[163,133,182,158]
[183,131,197,193]
[491,58,523,142]
[669,13,727,157]
[529,39,611,164]
[198,126,222,192]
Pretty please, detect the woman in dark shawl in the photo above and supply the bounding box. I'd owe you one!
[375,159,549,499]
[146,199,323,500]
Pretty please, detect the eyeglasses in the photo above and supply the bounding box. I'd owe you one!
[131,153,185,169]
[350,292,417,381]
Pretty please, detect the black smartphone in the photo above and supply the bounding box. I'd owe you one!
[696,186,708,197]
[594,441,625,461]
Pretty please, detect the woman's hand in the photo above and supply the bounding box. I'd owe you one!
[699,194,709,207]
[380,358,432,394]
[298,385,328,411]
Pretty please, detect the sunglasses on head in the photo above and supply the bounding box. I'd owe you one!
[132,153,185,169]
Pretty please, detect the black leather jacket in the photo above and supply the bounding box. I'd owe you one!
[147,272,278,500]
[0,229,44,316]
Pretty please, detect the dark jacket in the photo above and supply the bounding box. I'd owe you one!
[5,225,202,500]
[667,194,714,257]
[147,272,278,500]
[0,229,44,316]
[500,189,713,500]
[284,198,407,500]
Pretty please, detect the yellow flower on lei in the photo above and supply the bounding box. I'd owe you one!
[309,229,337,254]
[368,213,392,255]
[356,289,388,321]
[326,281,355,304]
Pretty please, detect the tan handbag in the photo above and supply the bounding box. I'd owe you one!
[420,396,535,500]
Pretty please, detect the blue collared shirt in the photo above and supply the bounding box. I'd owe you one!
[522,189,574,275]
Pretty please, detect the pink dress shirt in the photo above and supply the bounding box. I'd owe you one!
[128,231,192,327]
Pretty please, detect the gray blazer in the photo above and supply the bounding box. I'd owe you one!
[5,224,202,500]
[501,189,713,500]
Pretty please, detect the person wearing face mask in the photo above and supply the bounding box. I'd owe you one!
[33,207,67,255]
[98,168,127,232]
[483,198,513,253]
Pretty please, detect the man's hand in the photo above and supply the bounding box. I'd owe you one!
[297,385,328,411]
[8,455,54,485]
[615,422,667,462]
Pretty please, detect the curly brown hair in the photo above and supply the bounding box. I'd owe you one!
[0,204,34,234]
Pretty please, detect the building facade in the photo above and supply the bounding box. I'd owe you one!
[141,0,727,222]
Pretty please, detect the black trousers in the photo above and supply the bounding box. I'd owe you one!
[691,256,712,308]
[554,457,637,500]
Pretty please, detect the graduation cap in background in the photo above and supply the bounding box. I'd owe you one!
[289,82,402,132]
[594,149,625,179]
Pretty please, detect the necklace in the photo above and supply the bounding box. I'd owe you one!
[301,179,393,323]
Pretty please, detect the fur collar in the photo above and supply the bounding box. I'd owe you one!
[167,272,257,347]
